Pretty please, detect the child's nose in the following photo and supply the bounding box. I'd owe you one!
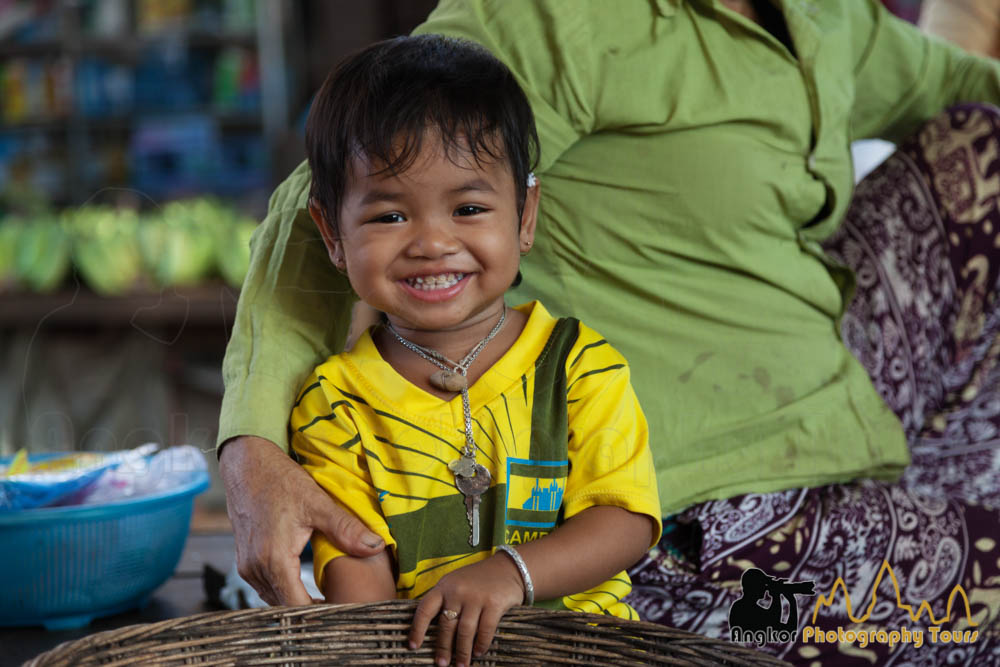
[406,218,461,258]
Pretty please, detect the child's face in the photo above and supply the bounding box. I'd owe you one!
[312,132,538,334]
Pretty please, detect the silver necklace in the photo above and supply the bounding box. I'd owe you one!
[385,306,506,460]
[384,306,507,546]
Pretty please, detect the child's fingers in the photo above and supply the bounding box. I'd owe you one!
[409,592,443,650]
[473,606,504,657]
[452,606,482,667]
[433,605,461,667]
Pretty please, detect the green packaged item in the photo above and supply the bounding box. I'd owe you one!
[70,206,145,295]
[15,216,71,292]
[141,200,217,287]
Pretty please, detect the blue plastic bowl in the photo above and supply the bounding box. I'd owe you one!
[0,454,209,630]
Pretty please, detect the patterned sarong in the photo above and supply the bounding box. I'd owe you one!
[627,105,1000,666]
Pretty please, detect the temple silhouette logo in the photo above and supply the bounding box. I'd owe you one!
[810,560,978,626]
[728,568,816,647]
[521,477,564,511]
[799,560,980,649]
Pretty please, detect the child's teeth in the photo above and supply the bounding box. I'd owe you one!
[408,273,464,290]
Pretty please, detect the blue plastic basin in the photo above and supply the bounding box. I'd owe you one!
[0,454,209,630]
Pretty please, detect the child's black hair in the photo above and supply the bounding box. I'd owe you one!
[306,34,540,233]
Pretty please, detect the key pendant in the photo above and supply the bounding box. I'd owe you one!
[455,463,491,547]
[464,494,481,547]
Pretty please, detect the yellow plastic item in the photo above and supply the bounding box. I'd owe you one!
[4,449,29,476]
[3,449,105,477]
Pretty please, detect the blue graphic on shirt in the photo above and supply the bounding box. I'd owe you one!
[505,457,568,529]
[521,478,564,512]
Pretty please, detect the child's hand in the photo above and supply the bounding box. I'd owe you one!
[409,553,525,667]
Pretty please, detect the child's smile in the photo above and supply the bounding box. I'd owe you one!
[400,272,469,300]
[315,131,538,342]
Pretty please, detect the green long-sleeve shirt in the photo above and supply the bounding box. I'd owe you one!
[219,0,1000,515]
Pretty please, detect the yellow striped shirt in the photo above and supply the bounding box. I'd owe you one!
[291,301,661,618]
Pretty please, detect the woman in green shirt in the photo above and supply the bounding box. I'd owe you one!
[219,1,1000,663]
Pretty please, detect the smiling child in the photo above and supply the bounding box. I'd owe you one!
[290,35,661,667]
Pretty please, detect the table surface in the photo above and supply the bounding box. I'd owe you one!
[4,532,236,667]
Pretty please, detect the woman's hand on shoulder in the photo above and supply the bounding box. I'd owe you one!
[409,553,525,667]
[219,436,385,606]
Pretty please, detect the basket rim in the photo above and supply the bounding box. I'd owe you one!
[27,599,795,667]
[0,459,209,525]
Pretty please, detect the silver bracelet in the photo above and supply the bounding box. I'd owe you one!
[496,544,534,606]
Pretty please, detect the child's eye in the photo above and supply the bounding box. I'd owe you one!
[454,205,487,217]
[370,212,405,223]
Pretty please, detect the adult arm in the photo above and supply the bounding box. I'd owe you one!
[850,0,1000,142]
[218,161,355,454]
[218,162,382,605]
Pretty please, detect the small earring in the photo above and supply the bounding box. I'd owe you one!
[527,172,537,187]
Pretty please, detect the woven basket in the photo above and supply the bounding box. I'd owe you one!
[27,599,791,666]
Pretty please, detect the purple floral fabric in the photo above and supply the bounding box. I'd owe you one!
[627,105,1000,666]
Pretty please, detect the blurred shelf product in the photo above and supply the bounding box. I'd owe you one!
[0,198,258,298]
[0,0,294,206]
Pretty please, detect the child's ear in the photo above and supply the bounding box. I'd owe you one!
[518,177,540,253]
[309,199,347,271]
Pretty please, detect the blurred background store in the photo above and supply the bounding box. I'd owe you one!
[0,0,982,514]
[0,0,435,512]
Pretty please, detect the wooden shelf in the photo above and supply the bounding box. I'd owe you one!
[0,283,239,328]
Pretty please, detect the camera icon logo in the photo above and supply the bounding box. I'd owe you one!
[728,567,816,647]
